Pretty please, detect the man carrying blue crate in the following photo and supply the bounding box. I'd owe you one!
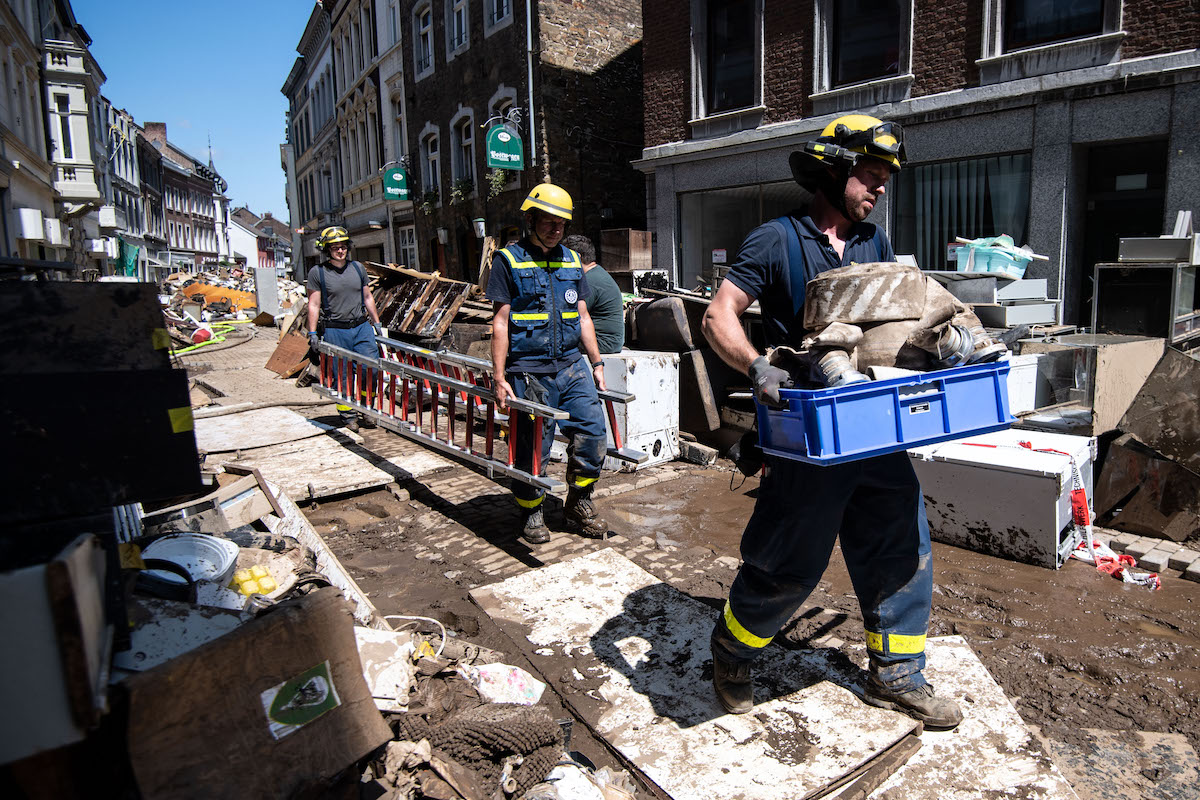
[700,114,963,730]
[488,183,611,545]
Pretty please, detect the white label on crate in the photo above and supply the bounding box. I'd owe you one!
[909,402,931,415]
[712,248,727,264]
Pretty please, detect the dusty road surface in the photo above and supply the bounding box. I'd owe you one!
[312,462,1200,796]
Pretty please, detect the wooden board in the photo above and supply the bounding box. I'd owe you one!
[125,588,392,800]
[227,433,454,500]
[265,331,312,376]
[678,349,720,433]
[471,549,922,800]
[194,407,335,453]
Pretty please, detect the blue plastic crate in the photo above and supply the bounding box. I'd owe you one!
[756,361,1014,466]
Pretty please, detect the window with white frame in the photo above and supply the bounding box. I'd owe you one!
[392,98,406,164]
[422,131,440,199]
[447,0,469,54]
[979,0,1123,82]
[414,4,434,76]
[397,224,418,268]
[452,114,474,184]
[892,153,1033,270]
[54,94,72,159]
[702,0,756,114]
[486,0,511,28]
[812,0,911,112]
[388,0,400,47]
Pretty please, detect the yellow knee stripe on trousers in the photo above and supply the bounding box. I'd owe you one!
[336,403,352,412]
[866,631,926,655]
[723,601,773,649]
[516,495,544,509]
[573,476,597,488]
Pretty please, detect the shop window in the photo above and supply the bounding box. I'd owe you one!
[892,153,1032,270]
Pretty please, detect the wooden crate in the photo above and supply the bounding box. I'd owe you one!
[600,229,653,273]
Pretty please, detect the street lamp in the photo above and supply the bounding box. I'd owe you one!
[472,218,486,238]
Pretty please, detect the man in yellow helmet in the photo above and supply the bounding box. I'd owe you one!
[487,183,611,544]
[307,226,383,432]
[701,114,963,730]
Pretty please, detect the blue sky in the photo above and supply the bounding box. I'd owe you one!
[74,0,312,221]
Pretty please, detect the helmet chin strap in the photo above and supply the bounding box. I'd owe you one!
[819,171,856,223]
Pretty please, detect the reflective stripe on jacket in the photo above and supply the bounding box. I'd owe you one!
[499,243,584,364]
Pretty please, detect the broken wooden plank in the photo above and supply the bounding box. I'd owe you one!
[265,331,312,377]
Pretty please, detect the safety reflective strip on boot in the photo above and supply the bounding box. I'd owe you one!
[866,631,926,655]
[572,476,598,488]
[723,601,773,649]
[515,495,544,509]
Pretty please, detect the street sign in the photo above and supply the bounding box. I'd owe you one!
[485,125,524,170]
[383,166,409,201]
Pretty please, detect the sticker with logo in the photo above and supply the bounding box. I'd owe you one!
[261,660,342,739]
[564,288,578,304]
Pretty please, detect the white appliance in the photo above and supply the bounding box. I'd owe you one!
[909,428,1097,569]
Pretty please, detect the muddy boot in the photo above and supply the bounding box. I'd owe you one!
[343,416,360,433]
[519,506,550,545]
[358,413,377,429]
[564,485,608,539]
[863,677,963,730]
[711,644,754,714]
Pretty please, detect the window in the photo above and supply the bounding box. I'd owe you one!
[397,224,418,269]
[484,0,513,35]
[422,132,440,197]
[453,114,474,183]
[448,0,469,54]
[892,153,1032,271]
[705,0,754,114]
[831,0,902,86]
[55,94,72,159]
[389,0,400,46]
[979,0,1123,83]
[1005,0,1104,51]
[392,98,406,163]
[414,4,434,75]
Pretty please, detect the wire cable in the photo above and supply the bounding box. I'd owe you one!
[384,614,448,658]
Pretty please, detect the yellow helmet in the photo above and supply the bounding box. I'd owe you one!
[316,226,351,250]
[520,183,573,221]
[805,114,905,172]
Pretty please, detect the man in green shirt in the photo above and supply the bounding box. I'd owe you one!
[564,235,624,353]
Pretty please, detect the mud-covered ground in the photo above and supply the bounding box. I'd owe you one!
[313,465,1200,782]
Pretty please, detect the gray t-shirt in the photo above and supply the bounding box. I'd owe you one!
[307,260,368,323]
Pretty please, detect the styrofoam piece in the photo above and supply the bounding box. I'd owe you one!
[909,428,1097,568]
[354,626,418,712]
[142,533,239,586]
[472,549,921,799]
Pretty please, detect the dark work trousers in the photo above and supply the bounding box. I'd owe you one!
[712,450,934,692]
[509,357,607,508]
[323,322,378,424]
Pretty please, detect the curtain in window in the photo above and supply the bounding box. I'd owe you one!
[895,153,1031,269]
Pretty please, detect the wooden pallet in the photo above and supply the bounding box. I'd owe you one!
[369,263,474,340]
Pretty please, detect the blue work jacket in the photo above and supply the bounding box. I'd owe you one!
[497,242,584,365]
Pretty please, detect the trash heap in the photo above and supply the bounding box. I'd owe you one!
[158,268,306,352]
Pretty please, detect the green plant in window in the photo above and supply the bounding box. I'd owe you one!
[486,168,510,199]
[449,176,474,205]
[419,189,439,216]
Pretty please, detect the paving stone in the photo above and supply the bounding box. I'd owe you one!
[1168,548,1200,572]
[1105,531,1139,551]
[1183,561,1200,583]
[1138,550,1172,573]
[1123,538,1157,559]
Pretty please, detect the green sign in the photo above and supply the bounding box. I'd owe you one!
[485,125,524,170]
[383,166,409,201]
[261,660,341,739]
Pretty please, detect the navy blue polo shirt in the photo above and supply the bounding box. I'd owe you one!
[724,212,895,347]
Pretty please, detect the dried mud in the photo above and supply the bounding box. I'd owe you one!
[312,465,1200,779]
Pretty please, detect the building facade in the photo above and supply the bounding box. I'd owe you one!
[640,0,1200,325]
[282,0,646,283]
[135,124,167,274]
[141,121,227,272]
[0,0,55,260]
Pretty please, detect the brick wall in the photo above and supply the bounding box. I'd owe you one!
[911,0,979,97]
[642,0,690,147]
[1122,0,1200,60]
[762,0,811,124]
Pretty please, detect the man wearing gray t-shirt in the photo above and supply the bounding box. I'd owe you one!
[306,226,382,432]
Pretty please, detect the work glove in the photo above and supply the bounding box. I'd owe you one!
[308,330,320,349]
[749,356,792,408]
[371,321,382,336]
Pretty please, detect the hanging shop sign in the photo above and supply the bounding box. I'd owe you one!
[485,125,524,171]
[383,166,409,201]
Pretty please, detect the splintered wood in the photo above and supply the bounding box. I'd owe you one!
[371,264,473,340]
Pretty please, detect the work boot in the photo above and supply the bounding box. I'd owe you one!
[358,413,377,429]
[863,677,963,731]
[344,416,360,433]
[520,506,550,545]
[711,646,754,714]
[564,485,608,539]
